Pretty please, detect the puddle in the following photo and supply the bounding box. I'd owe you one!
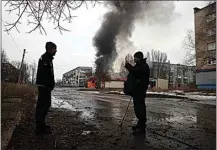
[166,115,197,123]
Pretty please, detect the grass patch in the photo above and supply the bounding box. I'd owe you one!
[2,83,37,100]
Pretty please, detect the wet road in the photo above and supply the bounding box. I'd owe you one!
[51,88,216,150]
[8,87,216,150]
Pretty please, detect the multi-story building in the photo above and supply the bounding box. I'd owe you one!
[169,64,196,88]
[62,66,92,87]
[194,2,216,89]
[150,62,196,88]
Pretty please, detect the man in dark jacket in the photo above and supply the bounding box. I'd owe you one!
[125,51,150,134]
[35,42,57,134]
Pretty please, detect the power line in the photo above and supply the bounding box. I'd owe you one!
[2,19,22,52]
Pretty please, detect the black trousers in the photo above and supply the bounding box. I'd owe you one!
[133,92,147,130]
[35,86,51,127]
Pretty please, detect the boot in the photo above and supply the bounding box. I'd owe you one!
[35,124,52,135]
[132,123,146,130]
[133,127,145,135]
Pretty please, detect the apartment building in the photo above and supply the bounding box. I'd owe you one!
[194,2,216,89]
[62,66,92,87]
[169,64,195,88]
[150,62,196,88]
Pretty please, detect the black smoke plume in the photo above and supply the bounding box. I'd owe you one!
[93,1,146,82]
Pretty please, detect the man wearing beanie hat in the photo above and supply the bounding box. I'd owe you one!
[35,41,57,135]
[125,51,150,135]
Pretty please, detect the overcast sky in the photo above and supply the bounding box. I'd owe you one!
[2,1,207,80]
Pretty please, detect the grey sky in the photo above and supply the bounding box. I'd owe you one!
[2,1,207,80]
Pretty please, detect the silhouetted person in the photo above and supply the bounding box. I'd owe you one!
[125,51,150,135]
[35,42,57,135]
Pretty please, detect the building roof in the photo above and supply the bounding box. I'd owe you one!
[63,66,92,76]
[194,2,216,13]
[196,64,216,72]
[1,62,19,72]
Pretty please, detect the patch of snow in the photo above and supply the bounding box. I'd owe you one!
[120,92,125,95]
[80,91,100,94]
[51,96,76,111]
[147,92,177,96]
[81,131,91,135]
[185,95,216,101]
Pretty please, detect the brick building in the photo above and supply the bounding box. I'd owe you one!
[194,2,216,89]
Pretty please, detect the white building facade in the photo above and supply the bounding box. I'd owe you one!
[62,67,92,87]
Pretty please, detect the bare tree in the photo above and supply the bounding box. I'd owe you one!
[56,79,63,87]
[3,0,103,34]
[30,61,37,84]
[4,1,153,34]
[1,49,9,63]
[147,49,169,79]
[11,60,31,83]
[182,29,196,66]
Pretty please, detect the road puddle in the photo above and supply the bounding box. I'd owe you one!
[166,115,197,123]
[81,131,91,135]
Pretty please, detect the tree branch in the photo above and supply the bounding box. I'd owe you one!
[4,0,99,34]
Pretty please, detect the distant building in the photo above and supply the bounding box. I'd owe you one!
[62,66,92,87]
[150,62,196,88]
[169,64,196,88]
[1,62,19,83]
[194,2,216,89]
[103,72,126,89]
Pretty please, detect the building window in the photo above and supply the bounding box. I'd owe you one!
[207,59,216,65]
[206,13,216,22]
[207,42,216,51]
[207,28,216,36]
[170,66,174,72]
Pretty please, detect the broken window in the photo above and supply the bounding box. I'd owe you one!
[207,27,216,36]
[207,42,216,51]
[207,58,216,65]
[206,13,216,22]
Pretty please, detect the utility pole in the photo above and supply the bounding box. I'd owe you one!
[18,49,26,84]
[31,66,34,84]
[157,51,160,90]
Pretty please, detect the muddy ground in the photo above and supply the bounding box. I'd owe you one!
[8,88,216,150]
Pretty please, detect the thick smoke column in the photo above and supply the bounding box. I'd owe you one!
[93,1,146,80]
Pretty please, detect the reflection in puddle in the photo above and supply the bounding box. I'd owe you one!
[166,115,197,123]
[148,115,197,123]
[81,131,91,135]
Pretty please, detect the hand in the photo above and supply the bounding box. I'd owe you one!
[125,60,129,65]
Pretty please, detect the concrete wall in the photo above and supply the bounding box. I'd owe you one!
[196,71,216,89]
[105,81,124,89]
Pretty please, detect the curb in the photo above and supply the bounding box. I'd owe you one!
[1,109,22,150]
[2,96,36,150]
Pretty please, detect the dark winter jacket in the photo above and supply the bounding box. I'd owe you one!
[124,59,150,96]
[36,52,55,91]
